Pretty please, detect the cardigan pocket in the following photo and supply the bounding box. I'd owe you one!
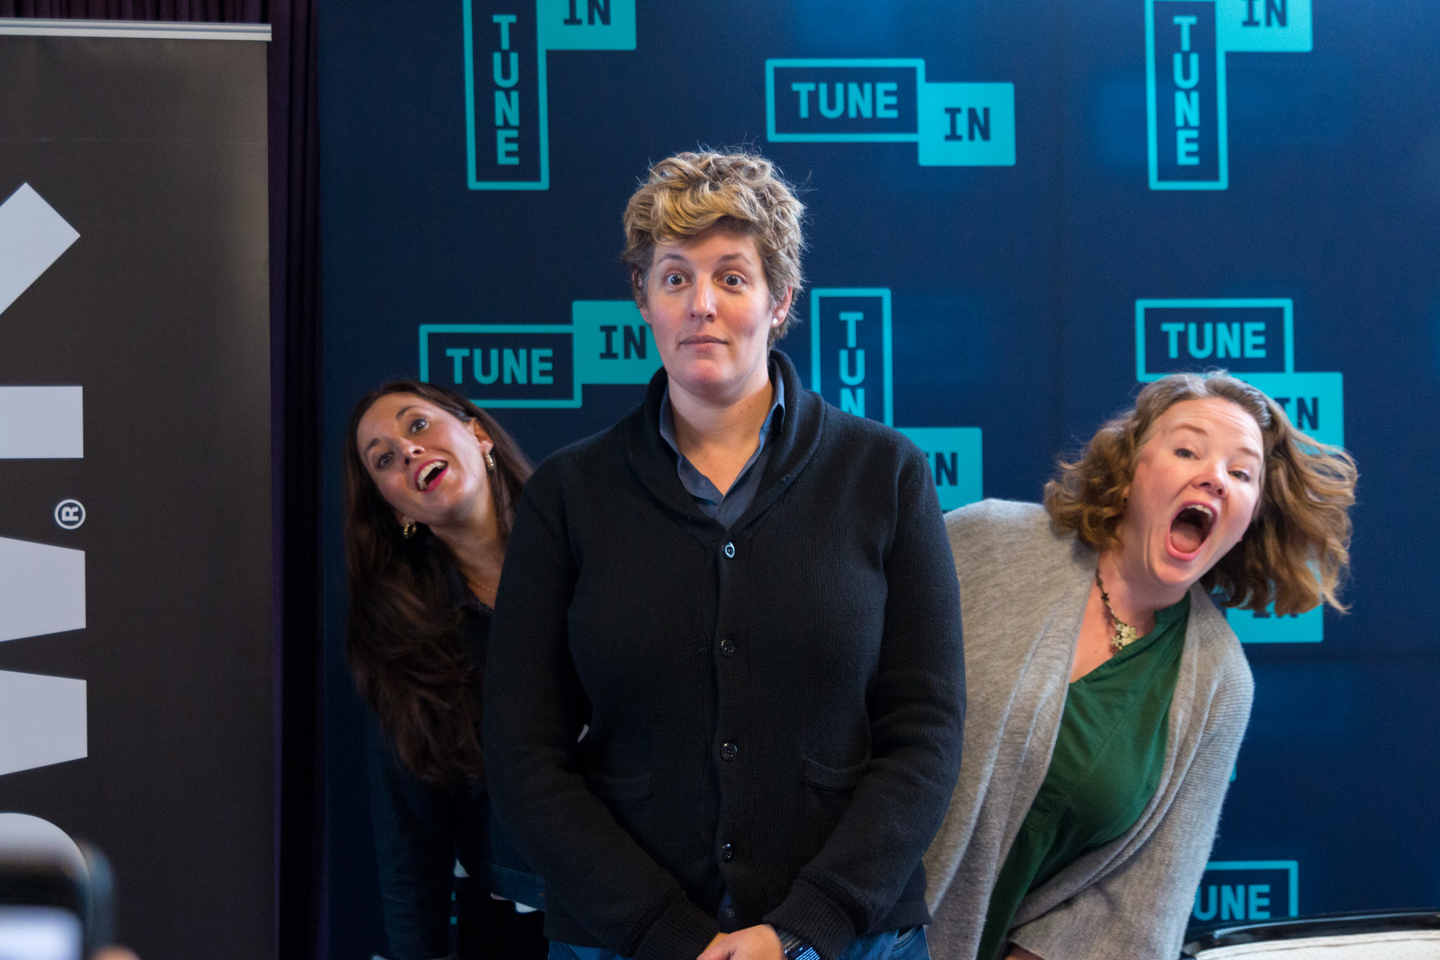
[799,755,869,852]
[588,771,654,848]
[589,771,654,802]
[801,756,870,791]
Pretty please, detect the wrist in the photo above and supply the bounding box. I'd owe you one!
[772,927,821,960]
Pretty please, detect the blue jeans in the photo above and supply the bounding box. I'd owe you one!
[548,925,929,960]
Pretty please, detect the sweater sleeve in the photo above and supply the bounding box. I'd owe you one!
[766,444,967,959]
[483,462,721,960]
[1007,650,1254,960]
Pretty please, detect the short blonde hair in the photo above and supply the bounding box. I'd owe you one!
[622,150,805,344]
[1044,372,1358,615]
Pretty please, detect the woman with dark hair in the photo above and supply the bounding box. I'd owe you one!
[483,150,965,960]
[922,372,1358,960]
[344,379,545,960]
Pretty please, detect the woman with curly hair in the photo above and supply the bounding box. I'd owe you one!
[483,150,965,960]
[923,372,1357,960]
[345,380,546,960]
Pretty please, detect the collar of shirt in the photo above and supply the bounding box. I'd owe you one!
[658,360,786,524]
[442,555,490,612]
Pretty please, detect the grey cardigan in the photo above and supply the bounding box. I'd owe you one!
[924,500,1253,960]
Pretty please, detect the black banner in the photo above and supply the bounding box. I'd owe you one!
[0,24,273,959]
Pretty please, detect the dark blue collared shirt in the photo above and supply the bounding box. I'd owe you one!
[658,361,785,531]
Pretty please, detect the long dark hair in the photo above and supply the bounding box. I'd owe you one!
[343,380,533,785]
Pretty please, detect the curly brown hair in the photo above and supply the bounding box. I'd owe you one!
[1044,372,1357,615]
[343,380,533,785]
[621,149,805,345]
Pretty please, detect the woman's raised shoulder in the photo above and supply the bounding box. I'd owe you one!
[944,499,1052,548]
[943,501,1075,587]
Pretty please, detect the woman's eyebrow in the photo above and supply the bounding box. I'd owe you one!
[1173,421,1260,459]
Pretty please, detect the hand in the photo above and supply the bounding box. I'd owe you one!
[697,923,784,960]
[92,949,142,960]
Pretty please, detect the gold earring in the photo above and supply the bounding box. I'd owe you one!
[401,521,418,538]
[484,450,497,472]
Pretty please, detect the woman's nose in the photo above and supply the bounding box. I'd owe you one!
[1196,463,1228,496]
[690,279,717,317]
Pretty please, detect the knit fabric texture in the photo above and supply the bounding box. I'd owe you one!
[485,351,966,960]
[923,499,1253,960]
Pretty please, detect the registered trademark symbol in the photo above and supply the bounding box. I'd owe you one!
[54,499,85,530]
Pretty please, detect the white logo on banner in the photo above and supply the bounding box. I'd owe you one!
[53,499,86,530]
[0,182,88,777]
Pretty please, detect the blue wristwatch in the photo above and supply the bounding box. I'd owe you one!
[775,927,821,960]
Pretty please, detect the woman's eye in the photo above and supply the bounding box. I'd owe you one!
[375,452,392,469]
[408,417,428,433]
[1175,447,1195,459]
[664,273,685,287]
[1230,469,1252,482]
[722,273,744,287]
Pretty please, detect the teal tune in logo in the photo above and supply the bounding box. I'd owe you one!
[420,292,981,508]
[1146,0,1312,190]
[810,289,982,509]
[463,0,636,190]
[420,301,660,406]
[1193,861,1298,924]
[1135,297,1342,643]
[766,60,1014,167]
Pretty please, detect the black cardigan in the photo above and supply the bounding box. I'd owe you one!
[484,351,965,960]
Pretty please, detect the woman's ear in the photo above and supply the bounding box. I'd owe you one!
[772,285,795,325]
[469,418,493,452]
[633,269,649,314]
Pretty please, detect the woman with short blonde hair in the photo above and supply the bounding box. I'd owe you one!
[486,150,965,960]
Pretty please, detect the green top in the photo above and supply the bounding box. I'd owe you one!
[977,592,1190,960]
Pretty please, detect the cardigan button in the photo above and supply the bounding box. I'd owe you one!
[723,542,735,559]
[721,742,739,761]
[720,636,736,657]
[721,843,734,862]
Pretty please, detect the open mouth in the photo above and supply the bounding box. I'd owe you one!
[1168,503,1215,556]
[416,460,448,492]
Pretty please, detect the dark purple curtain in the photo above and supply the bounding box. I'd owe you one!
[0,1,262,16]
[0,4,324,959]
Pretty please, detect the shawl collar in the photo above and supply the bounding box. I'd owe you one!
[617,350,825,537]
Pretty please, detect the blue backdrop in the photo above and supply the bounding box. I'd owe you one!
[319,1,1440,955]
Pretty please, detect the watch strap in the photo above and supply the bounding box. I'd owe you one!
[774,927,821,960]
